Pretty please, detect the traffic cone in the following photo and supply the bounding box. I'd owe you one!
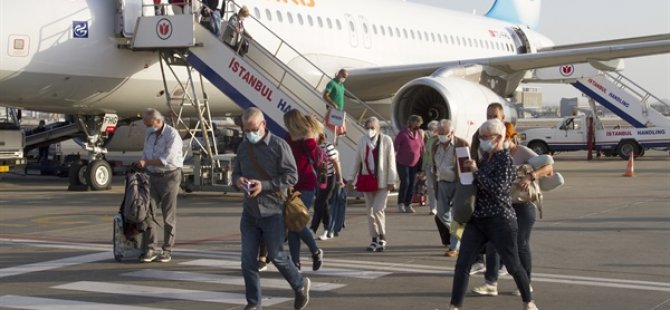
[623,153,635,177]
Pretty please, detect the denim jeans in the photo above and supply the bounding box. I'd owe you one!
[397,162,420,206]
[437,181,460,250]
[288,190,319,265]
[240,210,303,306]
[450,215,532,307]
[310,175,336,233]
[327,185,346,234]
[484,202,537,283]
[211,10,222,38]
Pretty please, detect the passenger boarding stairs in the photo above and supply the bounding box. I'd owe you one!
[532,63,670,128]
[123,0,390,167]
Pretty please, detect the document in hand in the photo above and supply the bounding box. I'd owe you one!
[456,147,473,185]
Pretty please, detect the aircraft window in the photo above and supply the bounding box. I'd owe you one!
[431,32,436,42]
[424,31,429,41]
[403,29,408,38]
[307,15,313,26]
[468,38,473,47]
[265,9,272,21]
[298,13,304,25]
[388,26,394,37]
[372,24,377,35]
[326,17,332,28]
[395,27,401,37]
[437,33,442,43]
[276,10,283,23]
[363,23,369,34]
[253,7,261,19]
[317,16,323,28]
[380,25,385,36]
[450,35,455,45]
[485,40,490,49]
[495,41,500,50]
[349,20,355,32]
[416,30,421,40]
[336,19,342,30]
[473,39,478,48]
[479,39,484,48]
[287,12,294,24]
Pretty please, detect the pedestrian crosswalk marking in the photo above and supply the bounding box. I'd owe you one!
[124,269,346,291]
[0,295,169,310]
[181,259,392,279]
[53,281,291,306]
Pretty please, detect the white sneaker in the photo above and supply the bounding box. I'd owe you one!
[429,209,437,215]
[513,285,533,296]
[469,262,486,275]
[499,265,509,276]
[397,204,405,213]
[406,205,416,213]
[472,283,498,296]
[318,231,330,240]
[524,301,538,310]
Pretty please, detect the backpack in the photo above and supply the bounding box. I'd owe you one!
[121,171,152,224]
[306,141,328,189]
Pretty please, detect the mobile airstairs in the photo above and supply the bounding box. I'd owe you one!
[119,0,389,191]
[532,63,670,128]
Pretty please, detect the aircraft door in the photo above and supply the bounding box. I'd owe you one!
[509,26,531,54]
[116,0,154,37]
[344,14,359,48]
[358,16,372,49]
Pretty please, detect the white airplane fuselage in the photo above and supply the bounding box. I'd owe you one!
[0,0,553,118]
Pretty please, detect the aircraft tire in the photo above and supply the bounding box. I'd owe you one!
[87,160,112,191]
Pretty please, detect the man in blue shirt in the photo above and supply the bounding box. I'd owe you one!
[136,108,183,263]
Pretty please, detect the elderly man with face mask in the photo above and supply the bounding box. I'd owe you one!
[431,119,469,257]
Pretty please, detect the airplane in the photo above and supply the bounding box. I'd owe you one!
[1,0,669,190]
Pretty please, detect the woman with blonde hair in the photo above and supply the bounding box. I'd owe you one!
[283,109,324,271]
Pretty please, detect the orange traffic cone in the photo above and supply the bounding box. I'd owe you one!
[623,153,635,177]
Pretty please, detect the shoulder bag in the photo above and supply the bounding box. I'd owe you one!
[355,137,380,192]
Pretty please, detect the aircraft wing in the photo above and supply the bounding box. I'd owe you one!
[345,36,670,101]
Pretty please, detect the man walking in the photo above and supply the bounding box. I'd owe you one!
[233,107,311,310]
[136,108,183,263]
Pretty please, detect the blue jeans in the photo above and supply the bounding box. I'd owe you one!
[437,181,460,249]
[397,163,420,206]
[484,202,537,283]
[240,210,303,306]
[327,185,347,234]
[288,190,319,266]
[450,216,532,307]
[211,10,222,38]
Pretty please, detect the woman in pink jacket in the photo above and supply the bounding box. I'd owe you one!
[394,115,425,213]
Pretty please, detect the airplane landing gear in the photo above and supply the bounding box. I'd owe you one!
[68,114,118,191]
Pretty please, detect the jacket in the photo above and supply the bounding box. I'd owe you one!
[348,134,398,190]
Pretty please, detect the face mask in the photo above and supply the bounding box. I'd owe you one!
[438,135,450,143]
[146,126,156,134]
[246,131,262,144]
[479,138,496,153]
[367,129,376,138]
[338,77,346,83]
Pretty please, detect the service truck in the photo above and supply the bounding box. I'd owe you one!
[519,114,670,159]
[0,107,26,172]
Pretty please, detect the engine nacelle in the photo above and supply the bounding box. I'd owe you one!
[392,76,517,139]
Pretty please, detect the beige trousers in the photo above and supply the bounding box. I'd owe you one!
[363,189,389,238]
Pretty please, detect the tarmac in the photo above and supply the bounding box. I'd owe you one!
[1,150,669,310]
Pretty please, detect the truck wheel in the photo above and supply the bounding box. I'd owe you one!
[87,160,113,190]
[617,140,641,160]
[528,141,549,155]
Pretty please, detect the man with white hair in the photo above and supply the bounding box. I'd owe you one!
[135,108,184,263]
[422,120,440,215]
[431,119,469,257]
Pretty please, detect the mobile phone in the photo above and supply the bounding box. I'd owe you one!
[456,147,473,185]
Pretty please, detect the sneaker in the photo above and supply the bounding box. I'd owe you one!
[139,249,158,263]
[397,204,406,213]
[513,285,533,297]
[375,240,387,252]
[444,249,459,257]
[524,301,538,310]
[312,249,323,271]
[243,305,262,310]
[430,209,437,215]
[499,265,509,277]
[366,242,378,252]
[318,231,330,240]
[469,262,486,275]
[258,260,268,272]
[157,251,171,263]
[472,283,498,296]
[406,205,416,213]
[327,232,335,238]
[294,277,311,310]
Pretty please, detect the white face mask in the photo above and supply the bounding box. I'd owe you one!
[438,135,450,143]
[367,129,376,138]
[338,77,346,83]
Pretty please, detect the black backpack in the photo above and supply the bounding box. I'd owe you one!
[121,171,152,224]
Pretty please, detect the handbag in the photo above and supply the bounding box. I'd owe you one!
[511,164,544,218]
[452,181,476,223]
[355,143,379,192]
[246,144,310,231]
[324,108,347,136]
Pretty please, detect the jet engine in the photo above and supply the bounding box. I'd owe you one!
[392,76,517,139]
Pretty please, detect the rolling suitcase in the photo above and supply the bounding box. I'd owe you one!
[113,213,142,262]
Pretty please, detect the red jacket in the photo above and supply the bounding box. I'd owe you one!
[286,137,318,191]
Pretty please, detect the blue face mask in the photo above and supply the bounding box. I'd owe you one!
[246,131,262,144]
[146,126,157,135]
[479,138,495,153]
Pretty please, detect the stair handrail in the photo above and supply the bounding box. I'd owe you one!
[602,71,670,113]
[223,0,395,134]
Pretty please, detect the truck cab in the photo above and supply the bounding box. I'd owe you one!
[0,107,27,172]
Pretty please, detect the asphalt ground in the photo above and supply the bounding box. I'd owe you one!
[1,150,669,310]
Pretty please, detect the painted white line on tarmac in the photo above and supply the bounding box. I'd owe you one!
[53,281,291,306]
[0,252,109,279]
[0,295,169,310]
[529,276,670,293]
[182,258,391,279]
[124,269,345,291]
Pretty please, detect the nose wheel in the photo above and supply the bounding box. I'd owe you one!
[68,159,113,191]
